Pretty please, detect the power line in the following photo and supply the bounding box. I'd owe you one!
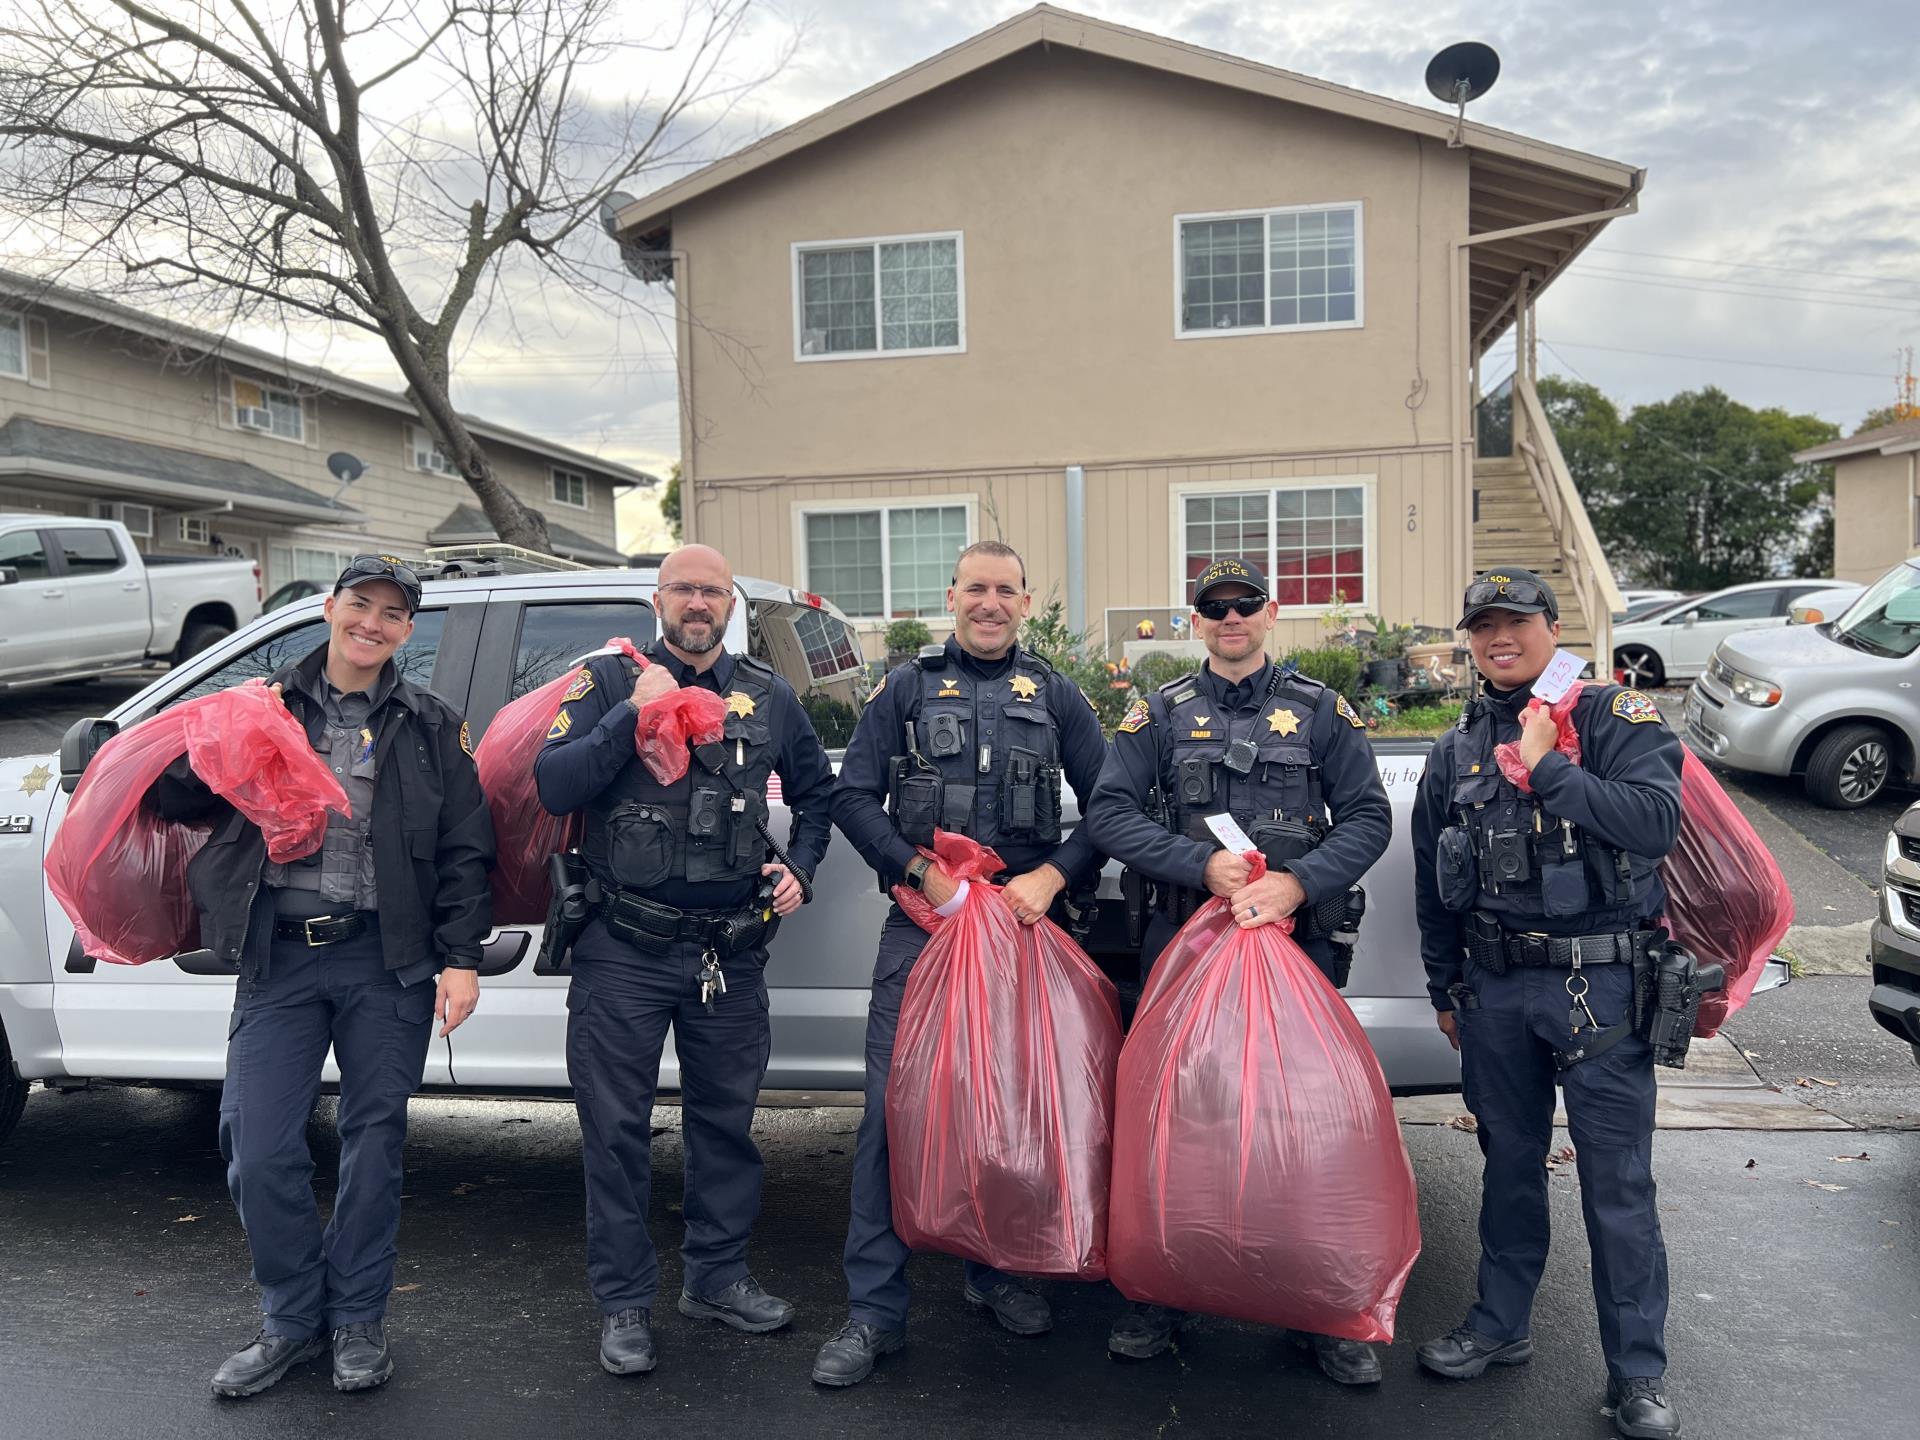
[1578,262,1920,308]
[1546,339,1891,381]
[1591,246,1920,293]
[1562,269,1920,317]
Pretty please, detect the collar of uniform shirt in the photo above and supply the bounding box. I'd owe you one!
[947,634,1018,682]
[1481,677,1538,716]
[647,637,732,693]
[1201,656,1271,712]
[291,656,398,717]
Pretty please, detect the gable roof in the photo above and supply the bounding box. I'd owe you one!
[1795,417,1920,464]
[428,502,626,566]
[612,5,1642,349]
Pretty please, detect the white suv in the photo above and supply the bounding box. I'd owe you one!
[1611,578,1862,690]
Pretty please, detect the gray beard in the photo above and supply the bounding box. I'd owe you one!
[664,616,721,654]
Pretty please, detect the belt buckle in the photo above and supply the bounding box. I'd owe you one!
[303,916,334,947]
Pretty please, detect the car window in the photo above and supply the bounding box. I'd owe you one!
[169,609,448,704]
[1783,583,1836,604]
[54,526,124,575]
[0,528,52,581]
[507,600,657,701]
[1689,588,1779,621]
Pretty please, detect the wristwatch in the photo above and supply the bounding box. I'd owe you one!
[905,856,932,891]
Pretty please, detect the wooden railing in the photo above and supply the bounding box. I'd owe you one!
[1512,374,1623,668]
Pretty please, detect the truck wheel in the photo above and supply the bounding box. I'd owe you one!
[175,621,231,664]
[1805,724,1892,809]
[1614,645,1664,690]
[0,1028,28,1151]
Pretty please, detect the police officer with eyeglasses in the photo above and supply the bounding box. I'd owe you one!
[1082,556,1391,1384]
[534,543,833,1378]
[1411,568,1684,1440]
[149,555,495,1399]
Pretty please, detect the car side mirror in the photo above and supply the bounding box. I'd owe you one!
[0,566,17,586]
[1682,610,1700,627]
[59,716,120,793]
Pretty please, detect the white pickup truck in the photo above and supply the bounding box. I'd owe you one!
[0,514,261,688]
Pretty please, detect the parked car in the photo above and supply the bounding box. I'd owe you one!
[1684,558,1920,808]
[0,516,261,687]
[1786,585,1859,625]
[1612,588,1685,622]
[1611,577,1862,689]
[1621,592,1698,624]
[1871,802,1920,1067]
[262,577,324,612]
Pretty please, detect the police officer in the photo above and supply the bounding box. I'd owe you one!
[149,555,494,1398]
[1410,569,1682,1440]
[533,543,833,1377]
[811,540,1109,1388]
[1083,557,1392,1385]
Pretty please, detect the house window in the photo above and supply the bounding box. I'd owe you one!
[1182,484,1368,608]
[795,233,964,359]
[232,376,304,441]
[550,467,589,509]
[177,515,211,545]
[801,503,969,619]
[0,314,24,378]
[408,424,455,475]
[270,543,351,588]
[1177,203,1362,336]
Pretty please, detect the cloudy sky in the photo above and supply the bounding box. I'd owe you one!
[237,0,1920,549]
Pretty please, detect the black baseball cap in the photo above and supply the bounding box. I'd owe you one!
[1192,557,1269,602]
[1458,568,1559,628]
[334,554,422,614]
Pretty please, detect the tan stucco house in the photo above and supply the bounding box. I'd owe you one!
[1795,417,1920,586]
[612,5,1633,662]
[0,270,654,592]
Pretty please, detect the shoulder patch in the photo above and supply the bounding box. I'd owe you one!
[1336,694,1366,729]
[546,708,574,741]
[867,674,887,701]
[459,720,473,755]
[563,668,595,702]
[1117,697,1152,734]
[1612,689,1663,725]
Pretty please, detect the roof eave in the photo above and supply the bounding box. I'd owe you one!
[0,454,367,524]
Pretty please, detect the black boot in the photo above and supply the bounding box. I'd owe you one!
[811,1319,906,1388]
[599,1307,656,1375]
[678,1275,795,1334]
[210,1331,326,1398]
[1107,1302,1187,1360]
[331,1321,394,1393]
[1416,1324,1535,1379]
[1297,1331,1383,1385]
[1609,1376,1681,1439]
[962,1276,1052,1336]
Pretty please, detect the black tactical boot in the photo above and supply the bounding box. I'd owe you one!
[1107,1302,1188,1360]
[1296,1331,1383,1385]
[811,1319,906,1387]
[210,1331,326,1398]
[1609,1376,1681,1438]
[331,1321,394,1392]
[1416,1324,1535,1379]
[678,1275,796,1334]
[962,1275,1052,1336]
[599,1307,657,1375]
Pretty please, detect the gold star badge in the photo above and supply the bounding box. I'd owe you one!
[1267,707,1300,736]
[19,762,52,795]
[726,691,756,718]
[1009,674,1039,701]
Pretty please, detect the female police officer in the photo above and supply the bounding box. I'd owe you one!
[1410,569,1682,1440]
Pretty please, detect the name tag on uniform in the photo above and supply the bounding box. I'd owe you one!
[1204,812,1258,854]
[1533,648,1586,704]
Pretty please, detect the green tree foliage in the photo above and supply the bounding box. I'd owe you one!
[660,464,682,543]
[1282,646,1362,704]
[1535,376,1626,506]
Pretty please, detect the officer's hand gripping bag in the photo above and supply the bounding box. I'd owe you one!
[1108,854,1420,1341]
[1492,681,1584,791]
[473,636,728,923]
[46,681,350,966]
[885,831,1124,1281]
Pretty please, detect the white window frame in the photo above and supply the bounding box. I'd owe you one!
[229,374,305,443]
[791,230,968,363]
[550,466,590,510]
[1171,201,1365,341]
[1167,475,1378,618]
[792,494,978,623]
[177,515,211,545]
[0,312,25,379]
[407,423,456,476]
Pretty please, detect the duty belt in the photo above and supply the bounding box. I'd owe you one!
[597,883,768,957]
[271,911,375,947]
[1465,915,1644,970]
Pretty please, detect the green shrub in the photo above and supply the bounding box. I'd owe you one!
[1128,651,1196,695]
[883,618,932,654]
[801,693,860,748]
[1375,701,1465,736]
[1283,646,1363,704]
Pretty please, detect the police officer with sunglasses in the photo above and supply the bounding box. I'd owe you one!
[1410,569,1682,1439]
[1083,556,1391,1382]
[149,555,494,1399]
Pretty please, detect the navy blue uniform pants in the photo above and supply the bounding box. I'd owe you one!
[567,919,772,1314]
[220,930,435,1340]
[1456,957,1669,1379]
[843,906,1015,1331]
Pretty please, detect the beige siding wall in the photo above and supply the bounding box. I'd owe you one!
[1833,451,1918,586]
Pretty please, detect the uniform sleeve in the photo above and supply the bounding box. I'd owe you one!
[1412,735,1465,1012]
[1528,689,1682,858]
[829,674,920,884]
[532,656,636,817]
[1280,690,1392,905]
[431,707,496,968]
[1038,676,1110,888]
[1082,699,1212,891]
[773,682,834,881]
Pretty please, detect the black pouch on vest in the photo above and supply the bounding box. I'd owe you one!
[1540,858,1591,917]
[889,759,941,847]
[1436,826,1479,913]
[941,782,976,833]
[1006,747,1041,832]
[1249,818,1319,870]
[606,803,676,889]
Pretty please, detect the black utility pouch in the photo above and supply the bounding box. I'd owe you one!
[1540,859,1591,917]
[1249,818,1320,871]
[606,804,675,888]
[1006,747,1041,832]
[1436,826,1479,912]
[890,765,941,847]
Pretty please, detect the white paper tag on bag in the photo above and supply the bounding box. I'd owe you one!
[1532,649,1586,705]
[1204,812,1258,855]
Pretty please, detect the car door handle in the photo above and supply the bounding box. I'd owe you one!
[41,589,64,599]
[121,582,141,592]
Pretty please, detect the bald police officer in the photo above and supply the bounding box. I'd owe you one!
[1411,569,1683,1440]
[1083,556,1392,1383]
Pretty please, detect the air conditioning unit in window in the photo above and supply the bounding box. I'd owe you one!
[92,500,154,538]
[178,515,211,545]
[237,405,273,430]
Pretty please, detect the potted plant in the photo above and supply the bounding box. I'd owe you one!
[884,618,933,669]
[1362,614,1416,691]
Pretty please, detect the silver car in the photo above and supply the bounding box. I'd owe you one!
[1684,557,1920,808]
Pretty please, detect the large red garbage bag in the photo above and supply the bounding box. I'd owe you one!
[474,637,729,923]
[1493,681,1584,791]
[1108,854,1420,1340]
[1666,748,1793,1035]
[46,682,349,966]
[885,831,1123,1280]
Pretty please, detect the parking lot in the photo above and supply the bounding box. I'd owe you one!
[4,681,1917,1439]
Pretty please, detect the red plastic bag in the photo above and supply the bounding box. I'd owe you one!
[885,831,1123,1280]
[45,682,349,966]
[474,637,729,923]
[1493,681,1584,792]
[1108,854,1420,1340]
[1665,748,1794,1035]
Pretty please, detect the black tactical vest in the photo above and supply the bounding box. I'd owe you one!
[886,645,1064,849]
[584,654,780,896]
[1155,665,1329,846]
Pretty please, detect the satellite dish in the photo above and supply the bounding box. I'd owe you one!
[326,451,366,486]
[598,190,637,240]
[1425,42,1500,147]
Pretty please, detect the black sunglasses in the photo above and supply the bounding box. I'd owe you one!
[343,554,421,588]
[1464,579,1550,610]
[1195,595,1267,621]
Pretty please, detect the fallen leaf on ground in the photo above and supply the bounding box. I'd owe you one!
[1803,1180,1847,1193]
[1445,1114,1478,1132]
[1794,1077,1841,1088]
[1831,1152,1872,1163]
[394,1284,421,1293]
[1545,1145,1578,1171]
[173,1214,199,1223]
[1744,1159,1757,1169]
[1742,1050,1761,1060]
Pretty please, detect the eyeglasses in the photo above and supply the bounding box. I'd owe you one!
[343,554,420,588]
[659,582,733,604]
[1194,595,1267,621]
[1464,579,1552,611]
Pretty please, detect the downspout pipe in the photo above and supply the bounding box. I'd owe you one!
[1064,464,1086,638]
